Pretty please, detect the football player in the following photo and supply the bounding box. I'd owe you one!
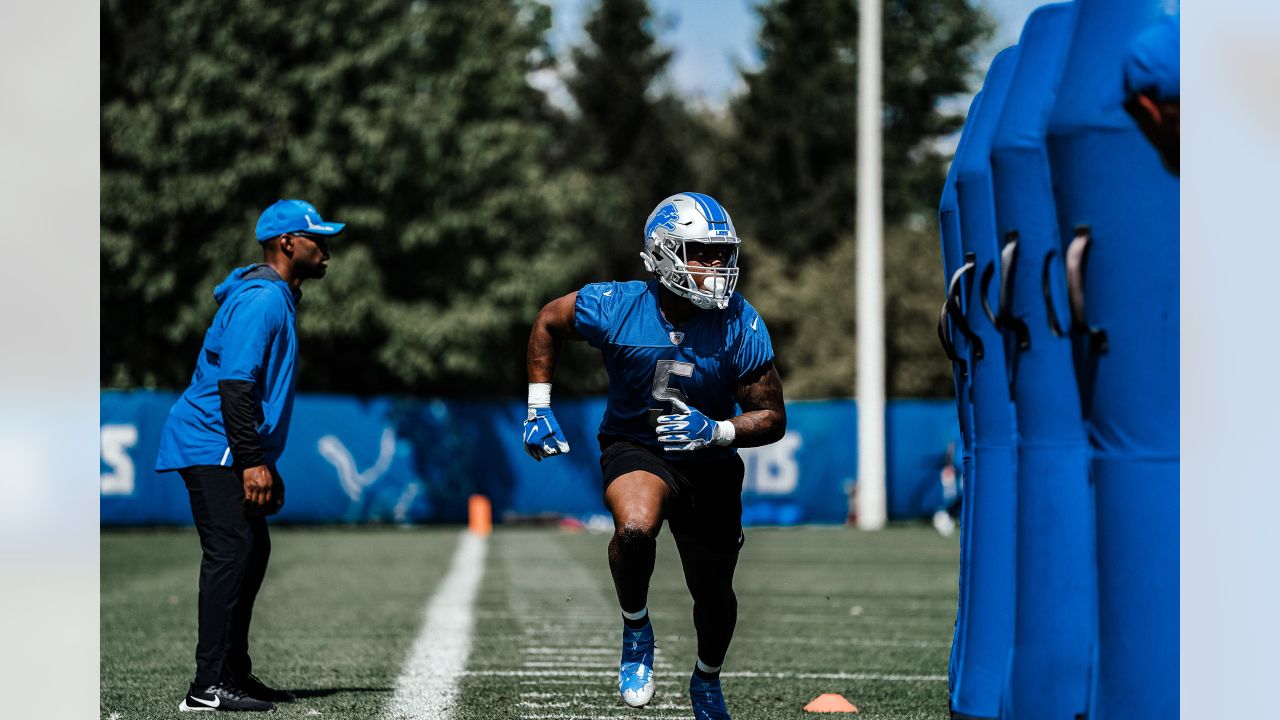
[1123,14,1179,175]
[523,193,786,720]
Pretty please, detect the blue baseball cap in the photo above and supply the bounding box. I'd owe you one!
[1124,15,1179,102]
[255,199,346,243]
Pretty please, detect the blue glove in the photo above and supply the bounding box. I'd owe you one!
[655,398,731,452]
[524,407,570,461]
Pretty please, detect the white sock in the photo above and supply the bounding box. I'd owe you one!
[622,607,648,622]
[696,658,722,675]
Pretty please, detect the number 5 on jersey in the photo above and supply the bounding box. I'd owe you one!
[649,360,693,426]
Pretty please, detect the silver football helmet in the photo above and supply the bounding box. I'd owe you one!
[640,192,741,310]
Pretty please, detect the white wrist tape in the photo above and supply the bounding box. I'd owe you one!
[712,419,736,447]
[528,383,552,408]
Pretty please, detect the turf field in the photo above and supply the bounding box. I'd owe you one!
[102,525,959,719]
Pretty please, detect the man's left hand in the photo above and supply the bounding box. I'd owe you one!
[656,398,731,452]
[240,464,274,511]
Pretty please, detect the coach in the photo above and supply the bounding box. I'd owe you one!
[155,199,344,713]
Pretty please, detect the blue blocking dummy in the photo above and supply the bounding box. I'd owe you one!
[989,5,1097,719]
[937,91,979,701]
[948,46,1019,720]
[1046,0,1179,717]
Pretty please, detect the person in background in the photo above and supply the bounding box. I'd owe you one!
[155,199,344,712]
[1124,14,1179,175]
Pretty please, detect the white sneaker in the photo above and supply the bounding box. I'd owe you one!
[932,510,956,537]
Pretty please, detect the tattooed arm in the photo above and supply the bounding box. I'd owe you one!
[729,362,787,447]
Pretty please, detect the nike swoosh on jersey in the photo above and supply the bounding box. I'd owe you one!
[603,289,614,296]
[751,317,759,331]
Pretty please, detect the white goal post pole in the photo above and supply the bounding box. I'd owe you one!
[855,0,887,530]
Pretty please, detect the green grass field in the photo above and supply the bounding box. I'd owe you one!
[102,525,958,719]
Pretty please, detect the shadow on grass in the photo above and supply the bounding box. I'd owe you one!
[288,686,391,699]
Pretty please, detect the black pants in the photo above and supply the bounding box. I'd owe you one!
[180,465,272,686]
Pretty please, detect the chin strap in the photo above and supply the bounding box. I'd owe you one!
[689,294,716,310]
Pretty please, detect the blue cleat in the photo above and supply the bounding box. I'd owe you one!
[618,620,656,707]
[689,671,731,720]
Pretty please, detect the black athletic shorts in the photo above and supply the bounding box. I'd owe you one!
[599,436,746,553]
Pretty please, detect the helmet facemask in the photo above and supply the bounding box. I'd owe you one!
[641,193,742,310]
[642,237,739,310]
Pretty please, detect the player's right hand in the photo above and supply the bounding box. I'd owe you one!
[524,407,571,461]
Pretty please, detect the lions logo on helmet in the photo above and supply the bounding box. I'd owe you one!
[646,202,681,240]
[640,192,741,310]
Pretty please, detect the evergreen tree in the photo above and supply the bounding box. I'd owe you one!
[561,0,715,283]
[724,0,860,260]
[719,0,990,397]
[725,0,990,254]
[102,0,592,395]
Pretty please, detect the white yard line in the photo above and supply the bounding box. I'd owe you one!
[519,678,683,687]
[381,532,488,720]
[730,670,947,682]
[518,715,692,720]
[467,669,945,682]
[523,647,618,655]
[520,660,676,669]
[518,635,949,650]
[519,701,690,710]
[767,612,954,625]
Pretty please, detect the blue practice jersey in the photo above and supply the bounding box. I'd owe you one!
[575,279,775,463]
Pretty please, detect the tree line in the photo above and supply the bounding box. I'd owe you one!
[102,0,990,399]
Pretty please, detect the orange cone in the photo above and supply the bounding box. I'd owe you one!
[804,693,859,713]
[468,494,492,536]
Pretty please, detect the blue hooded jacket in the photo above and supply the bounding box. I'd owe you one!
[155,265,300,471]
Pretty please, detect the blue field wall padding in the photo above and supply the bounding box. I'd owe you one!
[947,46,1020,720]
[101,391,959,528]
[1046,0,1179,717]
[937,92,980,702]
[989,5,1098,720]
